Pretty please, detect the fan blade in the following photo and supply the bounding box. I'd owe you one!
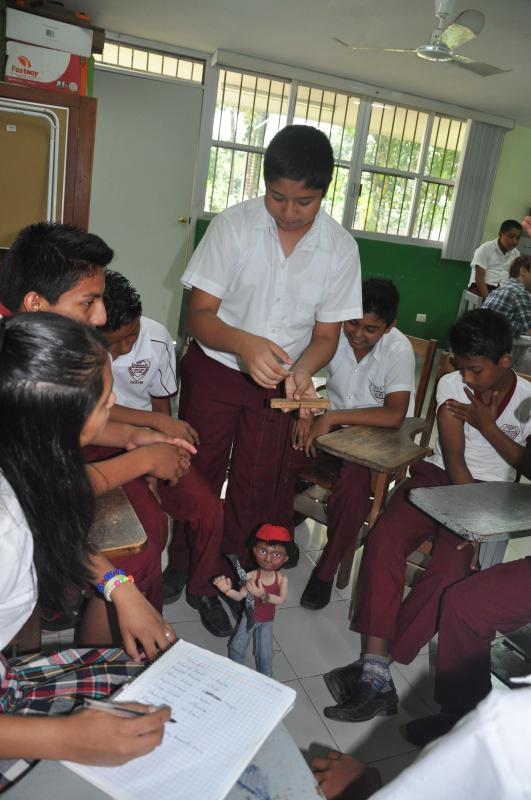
[452,54,511,77]
[440,10,485,49]
[333,37,414,54]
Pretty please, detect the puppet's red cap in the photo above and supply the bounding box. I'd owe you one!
[256,524,293,543]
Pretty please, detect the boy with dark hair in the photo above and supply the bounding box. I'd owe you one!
[292,278,415,610]
[469,219,523,299]
[101,269,231,637]
[179,125,362,563]
[324,309,531,723]
[483,254,531,337]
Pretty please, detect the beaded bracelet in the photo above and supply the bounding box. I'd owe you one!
[103,573,135,603]
[97,568,125,594]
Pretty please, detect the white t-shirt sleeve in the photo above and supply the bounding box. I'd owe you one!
[470,240,491,269]
[435,372,464,411]
[316,236,363,323]
[181,211,240,299]
[384,343,416,395]
[150,325,178,398]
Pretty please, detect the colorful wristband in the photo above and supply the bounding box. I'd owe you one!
[103,574,135,603]
[97,568,125,594]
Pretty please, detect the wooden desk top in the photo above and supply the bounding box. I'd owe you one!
[316,417,432,472]
[409,482,531,542]
[89,487,147,558]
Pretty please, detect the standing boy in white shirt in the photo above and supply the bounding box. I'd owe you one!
[179,125,362,563]
[292,278,415,610]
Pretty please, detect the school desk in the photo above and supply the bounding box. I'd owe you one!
[89,487,147,559]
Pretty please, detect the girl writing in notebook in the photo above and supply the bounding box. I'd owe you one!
[0,313,174,789]
[214,524,296,677]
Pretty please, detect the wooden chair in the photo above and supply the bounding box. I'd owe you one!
[293,335,438,590]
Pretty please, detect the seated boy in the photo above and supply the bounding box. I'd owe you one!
[293,278,415,610]
[468,219,522,299]
[483,254,531,337]
[101,270,230,637]
[323,309,531,722]
[0,224,230,638]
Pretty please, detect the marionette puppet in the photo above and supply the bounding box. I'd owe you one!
[213,524,296,677]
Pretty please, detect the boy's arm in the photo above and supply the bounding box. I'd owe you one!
[187,288,291,388]
[446,388,531,476]
[108,404,199,445]
[285,321,341,410]
[151,395,172,416]
[86,443,191,495]
[473,265,489,299]
[437,404,474,484]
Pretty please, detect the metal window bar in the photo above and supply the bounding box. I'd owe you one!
[438,116,452,179]
[208,146,220,210]
[247,74,258,147]
[383,104,397,168]
[406,113,434,238]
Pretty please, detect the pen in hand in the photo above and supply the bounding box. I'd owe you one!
[82,698,176,723]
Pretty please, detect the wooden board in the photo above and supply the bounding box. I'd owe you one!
[269,398,330,410]
[89,487,147,558]
[316,417,431,472]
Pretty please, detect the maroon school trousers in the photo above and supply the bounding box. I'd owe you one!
[435,557,531,714]
[353,459,475,664]
[84,447,224,605]
[179,341,294,561]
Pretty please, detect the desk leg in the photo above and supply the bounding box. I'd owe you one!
[479,540,507,569]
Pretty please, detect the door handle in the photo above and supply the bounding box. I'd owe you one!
[179,216,190,224]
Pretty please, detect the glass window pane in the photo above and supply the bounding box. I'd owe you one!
[163,56,178,78]
[365,103,427,172]
[176,59,193,80]
[132,49,148,71]
[117,46,133,69]
[425,116,465,181]
[354,170,413,236]
[413,181,454,241]
[147,52,163,73]
[192,62,204,83]
[102,42,118,64]
[205,146,265,213]
[322,166,349,223]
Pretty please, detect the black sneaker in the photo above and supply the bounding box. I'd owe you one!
[323,660,363,704]
[162,567,188,604]
[186,593,233,637]
[300,569,333,610]
[324,680,398,722]
[403,712,462,747]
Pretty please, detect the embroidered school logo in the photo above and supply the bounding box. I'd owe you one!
[128,359,151,384]
[369,381,385,404]
[499,423,519,440]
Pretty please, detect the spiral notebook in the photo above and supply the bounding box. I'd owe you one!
[62,640,296,800]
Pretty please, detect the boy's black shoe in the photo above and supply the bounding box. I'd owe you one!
[186,593,233,637]
[403,712,462,747]
[323,660,363,704]
[324,680,398,722]
[162,567,188,604]
[300,569,333,610]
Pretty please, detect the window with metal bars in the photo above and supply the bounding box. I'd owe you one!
[93,42,204,84]
[205,68,466,244]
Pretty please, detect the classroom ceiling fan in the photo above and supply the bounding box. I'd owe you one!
[334,0,510,77]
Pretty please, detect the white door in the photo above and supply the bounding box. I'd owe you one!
[89,69,203,333]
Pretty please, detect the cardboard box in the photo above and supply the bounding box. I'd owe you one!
[6,6,92,57]
[7,2,105,54]
[5,40,82,93]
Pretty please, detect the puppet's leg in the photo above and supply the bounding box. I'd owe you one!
[254,622,273,677]
[229,616,253,665]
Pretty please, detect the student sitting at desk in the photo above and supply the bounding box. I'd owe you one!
[468,219,522,299]
[291,278,415,610]
[0,313,173,789]
[101,270,231,638]
[482,254,531,337]
[323,309,531,723]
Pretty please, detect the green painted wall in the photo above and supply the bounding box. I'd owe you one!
[483,126,531,241]
[194,218,469,345]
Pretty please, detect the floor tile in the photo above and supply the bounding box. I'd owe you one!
[284,551,344,608]
[368,748,420,785]
[162,592,202,625]
[393,651,438,713]
[294,519,328,552]
[300,666,429,762]
[281,679,339,755]
[274,601,360,678]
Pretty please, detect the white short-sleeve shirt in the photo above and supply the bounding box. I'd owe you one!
[426,370,531,481]
[182,197,363,372]
[326,326,416,416]
[0,473,37,650]
[110,316,177,411]
[469,238,520,288]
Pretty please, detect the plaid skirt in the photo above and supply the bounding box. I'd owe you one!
[0,647,144,792]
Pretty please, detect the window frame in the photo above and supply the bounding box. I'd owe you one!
[204,66,469,248]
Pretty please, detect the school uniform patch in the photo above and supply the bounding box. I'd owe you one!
[499,423,520,440]
[369,381,385,404]
[128,359,151,384]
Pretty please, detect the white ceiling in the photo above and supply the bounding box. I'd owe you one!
[81,0,531,126]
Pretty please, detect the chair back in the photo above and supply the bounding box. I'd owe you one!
[458,289,482,318]
[419,351,456,448]
[406,335,438,417]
